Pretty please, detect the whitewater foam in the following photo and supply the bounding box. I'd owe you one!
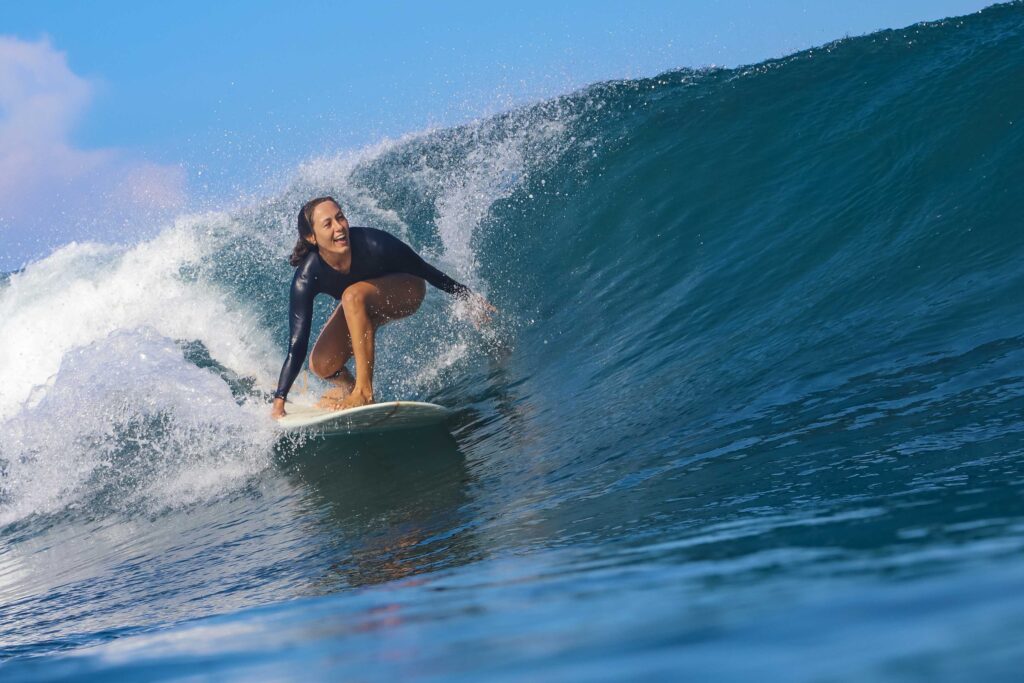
[0,328,275,525]
[0,213,286,524]
[0,214,280,420]
[0,93,582,525]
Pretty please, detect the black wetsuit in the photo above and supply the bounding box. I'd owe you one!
[273,227,470,400]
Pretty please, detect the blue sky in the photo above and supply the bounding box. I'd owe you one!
[0,0,994,270]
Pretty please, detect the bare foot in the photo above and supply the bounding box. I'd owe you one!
[316,368,356,410]
[317,386,351,409]
[271,397,287,419]
[339,386,374,410]
[317,397,340,410]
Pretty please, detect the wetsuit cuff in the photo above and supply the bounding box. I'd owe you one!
[272,390,288,401]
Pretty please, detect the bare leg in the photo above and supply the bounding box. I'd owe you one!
[339,273,426,409]
[321,367,356,404]
[309,302,356,407]
[309,273,426,410]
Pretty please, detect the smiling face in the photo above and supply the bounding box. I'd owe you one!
[307,200,351,259]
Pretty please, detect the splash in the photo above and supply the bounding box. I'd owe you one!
[0,91,581,524]
[0,328,275,525]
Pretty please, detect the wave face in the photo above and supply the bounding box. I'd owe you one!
[2,4,1024,679]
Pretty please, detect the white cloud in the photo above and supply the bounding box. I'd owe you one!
[0,36,187,269]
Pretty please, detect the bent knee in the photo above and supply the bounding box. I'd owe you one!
[309,355,337,379]
[341,282,372,310]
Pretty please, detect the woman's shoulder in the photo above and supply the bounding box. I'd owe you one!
[292,250,322,285]
[353,226,407,251]
[349,225,384,240]
[295,249,319,270]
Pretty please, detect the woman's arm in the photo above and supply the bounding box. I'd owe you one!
[272,267,316,417]
[371,228,474,296]
[391,238,472,297]
[381,231,498,325]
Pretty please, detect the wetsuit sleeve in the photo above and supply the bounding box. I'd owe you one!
[273,267,316,400]
[383,232,472,298]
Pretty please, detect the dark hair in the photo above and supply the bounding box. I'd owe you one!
[289,196,341,267]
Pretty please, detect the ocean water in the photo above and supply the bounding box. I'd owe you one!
[2,3,1024,680]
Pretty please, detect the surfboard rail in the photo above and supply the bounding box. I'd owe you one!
[276,400,450,435]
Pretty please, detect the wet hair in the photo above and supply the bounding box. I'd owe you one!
[289,196,341,267]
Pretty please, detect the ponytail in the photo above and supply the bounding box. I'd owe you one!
[289,237,316,267]
[288,195,338,267]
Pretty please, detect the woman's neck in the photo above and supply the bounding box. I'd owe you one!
[319,249,352,273]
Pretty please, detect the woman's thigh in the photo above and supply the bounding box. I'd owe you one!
[351,273,427,324]
[310,274,426,374]
[309,304,353,377]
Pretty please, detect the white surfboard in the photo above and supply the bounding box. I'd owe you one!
[276,401,450,436]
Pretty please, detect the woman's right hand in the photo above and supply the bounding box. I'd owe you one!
[271,397,287,419]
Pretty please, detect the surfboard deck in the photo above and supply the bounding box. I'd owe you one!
[276,400,450,435]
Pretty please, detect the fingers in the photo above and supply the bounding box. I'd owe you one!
[470,295,498,327]
[469,301,493,329]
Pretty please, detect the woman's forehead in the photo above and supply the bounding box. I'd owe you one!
[311,200,342,223]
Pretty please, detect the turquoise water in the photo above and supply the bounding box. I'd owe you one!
[2,3,1024,679]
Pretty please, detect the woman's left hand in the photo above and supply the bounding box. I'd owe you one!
[468,294,498,329]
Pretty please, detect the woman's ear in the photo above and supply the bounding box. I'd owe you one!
[305,234,317,246]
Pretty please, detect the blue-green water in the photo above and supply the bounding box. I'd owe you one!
[2,4,1024,680]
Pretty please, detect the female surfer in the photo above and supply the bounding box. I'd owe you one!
[270,196,493,419]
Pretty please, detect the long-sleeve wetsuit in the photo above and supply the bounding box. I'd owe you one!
[273,227,470,400]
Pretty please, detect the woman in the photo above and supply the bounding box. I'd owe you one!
[271,196,493,419]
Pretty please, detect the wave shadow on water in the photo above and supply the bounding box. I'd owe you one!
[277,427,484,593]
